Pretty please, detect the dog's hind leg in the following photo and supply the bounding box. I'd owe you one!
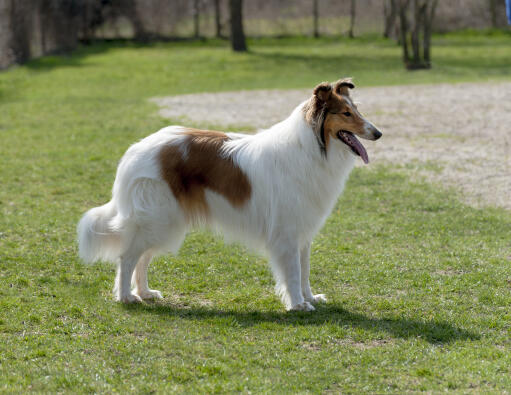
[114,239,148,303]
[132,250,162,300]
[300,242,327,305]
[270,243,315,312]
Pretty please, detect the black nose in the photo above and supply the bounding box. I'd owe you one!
[373,130,382,140]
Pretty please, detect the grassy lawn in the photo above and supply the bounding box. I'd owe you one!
[1,33,510,392]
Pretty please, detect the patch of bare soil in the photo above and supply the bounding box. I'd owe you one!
[151,82,511,210]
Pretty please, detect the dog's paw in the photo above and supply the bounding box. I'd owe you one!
[118,293,143,304]
[136,289,163,300]
[304,293,327,304]
[310,294,327,304]
[289,301,315,312]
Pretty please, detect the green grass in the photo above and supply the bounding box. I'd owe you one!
[1,33,511,392]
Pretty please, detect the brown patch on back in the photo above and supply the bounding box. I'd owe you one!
[159,128,251,221]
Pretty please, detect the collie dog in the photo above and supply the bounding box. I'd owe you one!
[78,79,382,311]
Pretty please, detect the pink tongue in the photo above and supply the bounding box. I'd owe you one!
[351,136,369,164]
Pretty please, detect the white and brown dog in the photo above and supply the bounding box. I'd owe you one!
[78,79,382,311]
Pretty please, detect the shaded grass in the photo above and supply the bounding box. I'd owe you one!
[1,32,511,392]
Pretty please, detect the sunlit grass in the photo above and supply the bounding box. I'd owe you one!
[1,32,510,392]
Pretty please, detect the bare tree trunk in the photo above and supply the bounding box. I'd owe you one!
[383,0,398,38]
[399,0,436,70]
[193,0,200,39]
[411,0,420,65]
[214,0,222,38]
[348,0,356,38]
[399,0,410,65]
[229,0,246,52]
[312,0,319,38]
[122,0,147,41]
[9,0,30,64]
[489,0,498,28]
[423,0,438,66]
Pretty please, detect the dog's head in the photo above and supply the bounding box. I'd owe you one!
[304,78,382,163]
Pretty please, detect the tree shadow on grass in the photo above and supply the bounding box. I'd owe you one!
[22,38,222,73]
[124,302,479,344]
[23,40,154,72]
[250,51,401,75]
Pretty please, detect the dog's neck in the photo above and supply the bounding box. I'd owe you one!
[251,101,356,204]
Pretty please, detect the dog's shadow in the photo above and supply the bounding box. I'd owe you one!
[125,302,479,344]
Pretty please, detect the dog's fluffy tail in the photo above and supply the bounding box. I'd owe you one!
[77,201,123,264]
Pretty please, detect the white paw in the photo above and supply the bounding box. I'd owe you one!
[289,301,315,312]
[136,289,163,300]
[310,294,327,304]
[118,293,143,304]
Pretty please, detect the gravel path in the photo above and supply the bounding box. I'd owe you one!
[151,82,511,210]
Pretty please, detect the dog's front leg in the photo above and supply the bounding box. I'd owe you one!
[271,244,315,311]
[300,242,327,305]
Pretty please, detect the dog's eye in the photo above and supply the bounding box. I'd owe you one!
[343,112,351,117]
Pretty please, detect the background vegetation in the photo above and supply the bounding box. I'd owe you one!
[2,0,510,68]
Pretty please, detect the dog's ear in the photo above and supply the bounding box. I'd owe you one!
[313,82,332,103]
[334,78,355,96]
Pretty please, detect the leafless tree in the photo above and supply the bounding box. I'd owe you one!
[312,0,319,38]
[193,0,200,38]
[398,0,438,69]
[214,0,223,38]
[229,0,247,51]
[348,0,356,38]
[398,0,410,61]
[383,0,398,38]
[117,0,147,41]
[489,0,498,28]
[8,0,31,64]
[421,0,437,65]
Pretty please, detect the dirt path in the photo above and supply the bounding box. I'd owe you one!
[151,82,511,210]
